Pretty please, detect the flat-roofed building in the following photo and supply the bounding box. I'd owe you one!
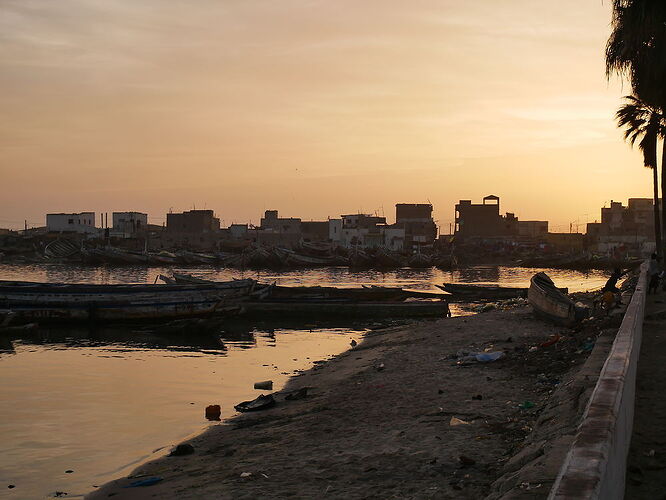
[46,212,97,234]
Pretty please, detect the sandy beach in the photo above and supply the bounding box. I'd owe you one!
[88,304,619,500]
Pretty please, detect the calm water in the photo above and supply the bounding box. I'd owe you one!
[0,264,609,498]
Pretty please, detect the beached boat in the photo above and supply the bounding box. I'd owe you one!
[0,279,255,323]
[44,239,80,259]
[527,272,587,326]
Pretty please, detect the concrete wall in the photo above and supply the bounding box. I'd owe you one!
[548,262,647,500]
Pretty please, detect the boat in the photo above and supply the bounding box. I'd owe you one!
[148,251,179,265]
[175,250,218,265]
[527,272,587,326]
[373,248,404,268]
[274,248,340,267]
[44,239,80,259]
[407,253,432,269]
[437,282,568,301]
[0,279,255,323]
[241,299,450,319]
[348,249,374,268]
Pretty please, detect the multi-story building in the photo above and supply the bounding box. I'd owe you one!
[395,203,437,249]
[112,212,147,237]
[46,212,98,234]
[454,195,518,239]
[166,210,220,233]
[586,198,655,255]
[329,214,404,250]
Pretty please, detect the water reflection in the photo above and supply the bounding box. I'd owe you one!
[0,263,611,292]
[0,320,365,499]
[0,263,610,499]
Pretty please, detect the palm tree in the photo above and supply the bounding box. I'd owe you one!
[616,96,663,254]
[607,1,666,252]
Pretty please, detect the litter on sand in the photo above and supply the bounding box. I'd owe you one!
[125,477,163,488]
[450,416,471,426]
[234,394,276,412]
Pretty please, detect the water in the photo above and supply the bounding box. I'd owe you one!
[0,264,609,498]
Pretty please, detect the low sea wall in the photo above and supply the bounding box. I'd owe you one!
[548,263,648,500]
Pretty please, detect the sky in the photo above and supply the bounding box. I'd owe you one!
[0,0,653,233]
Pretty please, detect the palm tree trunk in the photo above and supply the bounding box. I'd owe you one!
[662,138,666,257]
[654,162,662,257]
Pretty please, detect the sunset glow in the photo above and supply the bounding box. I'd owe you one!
[0,0,648,231]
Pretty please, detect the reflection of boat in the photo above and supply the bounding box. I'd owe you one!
[0,279,254,323]
[437,282,568,300]
[528,272,587,326]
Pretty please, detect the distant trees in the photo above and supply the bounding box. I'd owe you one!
[616,96,664,252]
[607,0,666,254]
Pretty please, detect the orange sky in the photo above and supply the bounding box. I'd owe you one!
[0,0,652,233]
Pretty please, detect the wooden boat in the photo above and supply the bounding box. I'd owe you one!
[274,248,340,267]
[437,282,568,300]
[407,253,432,268]
[242,299,450,319]
[0,279,255,323]
[44,239,80,259]
[175,250,218,265]
[148,251,179,265]
[348,249,373,268]
[373,248,403,268]
[528,272,587,326]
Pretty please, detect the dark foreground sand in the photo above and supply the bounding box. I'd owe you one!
[88,306,619,500]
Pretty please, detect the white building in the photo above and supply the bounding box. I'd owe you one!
[46,212,98,234]
[329,215,404,250]
[112,212,148,237]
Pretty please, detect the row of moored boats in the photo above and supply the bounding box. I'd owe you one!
[45,242,453,269]
[0,271,599,329]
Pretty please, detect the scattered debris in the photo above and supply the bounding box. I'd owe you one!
[205,404,221,421]
[125,477,163,488]
[350,339,358,347]
[169,444,195,457]
[234,394,276,412]
[458,455,476,466]
[450,416,471,426]
[240,472,252,478]
[64,470,73,474]
[472,394,483,400]
[253,380,273,390]
[518,401,535,410]
[454,350,506,365]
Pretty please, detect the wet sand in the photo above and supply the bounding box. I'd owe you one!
[88,306,618,499]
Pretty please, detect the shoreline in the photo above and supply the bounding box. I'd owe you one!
[87,304,619,499]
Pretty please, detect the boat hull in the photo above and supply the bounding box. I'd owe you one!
[0,280,253,323]
[242,300,450,319]
[527,272,582,326]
